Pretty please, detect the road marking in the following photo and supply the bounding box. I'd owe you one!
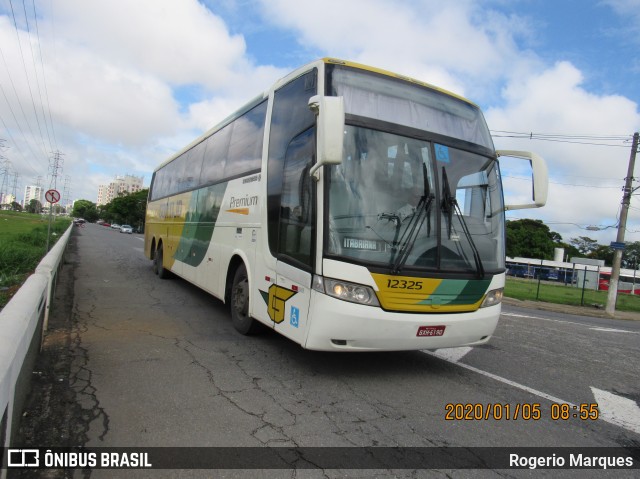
[432,347,473,363]
[501,312,585,328]
[589,327,630,333]
[422,350,640,435]
[136,237,144,241]
[423,349,572,404]
[501,312,639,334]
[591,387,640,434]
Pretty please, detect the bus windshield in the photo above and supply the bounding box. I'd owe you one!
[326,125,505,275]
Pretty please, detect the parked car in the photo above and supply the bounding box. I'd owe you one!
[111,223,121,229]
[120,225,133,234]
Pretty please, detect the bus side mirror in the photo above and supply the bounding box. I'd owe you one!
[497,150,548,210]
[309,95,344,179]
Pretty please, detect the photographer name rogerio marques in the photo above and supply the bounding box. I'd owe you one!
[510,453,634,470]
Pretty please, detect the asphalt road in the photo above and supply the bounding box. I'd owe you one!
[13,223,640,478]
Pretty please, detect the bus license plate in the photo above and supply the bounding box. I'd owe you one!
[417,325,446,337]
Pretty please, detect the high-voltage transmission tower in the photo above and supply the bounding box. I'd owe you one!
[48,150,64,190]
[0,139,8,204]
[0,159,11,206]
[11,171,20,206]
[45,150,65,251]
[63,175,72,212]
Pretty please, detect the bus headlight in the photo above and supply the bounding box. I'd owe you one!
[313,275,380,307]
[480,288,503,308]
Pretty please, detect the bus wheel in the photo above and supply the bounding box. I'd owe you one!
[154,244,171,279]
[230,264,260,335]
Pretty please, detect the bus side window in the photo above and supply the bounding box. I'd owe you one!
[279,128,315,268]
[224,101,267,179]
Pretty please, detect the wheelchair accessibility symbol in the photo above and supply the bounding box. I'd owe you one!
[290,306,299,328]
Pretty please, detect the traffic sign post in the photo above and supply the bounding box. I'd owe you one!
[44,189,61,252]
[45,189,60,204]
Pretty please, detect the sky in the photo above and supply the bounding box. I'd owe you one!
[0,0,639,246]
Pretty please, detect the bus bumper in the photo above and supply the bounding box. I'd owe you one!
[304,293,500,352]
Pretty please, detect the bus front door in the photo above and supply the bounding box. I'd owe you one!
[273,260,312,346]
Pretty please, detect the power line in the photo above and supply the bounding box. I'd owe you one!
[30,0,58,151]
[491,130,633,148]
[0,112,41,176]
[0,0,63,200]
[7,0,49,157]
[502,174,622,189]
[22,0,55,153]
[0,46,48,165]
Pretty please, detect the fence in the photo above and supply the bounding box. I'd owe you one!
[506,258,640,309]
[0,224,72,470]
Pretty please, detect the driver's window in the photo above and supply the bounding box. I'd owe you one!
[278,128,315,268]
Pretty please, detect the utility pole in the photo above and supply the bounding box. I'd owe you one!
[606,132,640,317]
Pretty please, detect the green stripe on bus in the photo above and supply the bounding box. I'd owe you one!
[175,183,228,267]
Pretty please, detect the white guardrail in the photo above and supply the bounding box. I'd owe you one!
[0,224,73,464]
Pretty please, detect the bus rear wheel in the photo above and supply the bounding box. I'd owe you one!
[154,244,171,279]
[230,264,261,335]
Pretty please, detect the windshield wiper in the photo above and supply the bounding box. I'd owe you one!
[391,193,434,274]
[441,167,485,278]
[391,162,434,274]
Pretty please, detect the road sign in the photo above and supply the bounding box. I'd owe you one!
[45,189,60,204]
[610,241,626,250]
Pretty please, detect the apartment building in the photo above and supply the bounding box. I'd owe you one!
[97,174,144,205]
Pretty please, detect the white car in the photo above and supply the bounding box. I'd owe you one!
[120,225,133,234]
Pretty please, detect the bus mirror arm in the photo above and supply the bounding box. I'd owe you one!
[308,95,345,180]
[497,150,549,211]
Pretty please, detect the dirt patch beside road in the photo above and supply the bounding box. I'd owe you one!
[11,234,96,479]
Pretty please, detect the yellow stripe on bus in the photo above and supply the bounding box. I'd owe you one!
[226,208,250,215]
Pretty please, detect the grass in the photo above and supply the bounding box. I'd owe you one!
[505,277,640,313]
[0,211,71,309]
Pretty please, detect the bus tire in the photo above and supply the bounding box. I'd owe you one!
[154,244,171,279]
[230,264,261,335]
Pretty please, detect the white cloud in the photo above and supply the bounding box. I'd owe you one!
[0,0,287,203]
[485,60,640,241]
[50,44,179,145]
[256,0,535,98]
[43,0,246,90]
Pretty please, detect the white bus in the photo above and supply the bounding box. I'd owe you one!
[144,58,547,351]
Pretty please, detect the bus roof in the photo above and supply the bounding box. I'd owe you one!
[153,58,479,173]
[319,57,479,108]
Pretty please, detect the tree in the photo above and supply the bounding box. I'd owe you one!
[569,236,599,256]
[589,244,614,265]
[506,219,561,259]
[26,199,42,214]
[72,199,99,222]
[102,189,148,230]
[10,201,22,211]
[622,241,640,269]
